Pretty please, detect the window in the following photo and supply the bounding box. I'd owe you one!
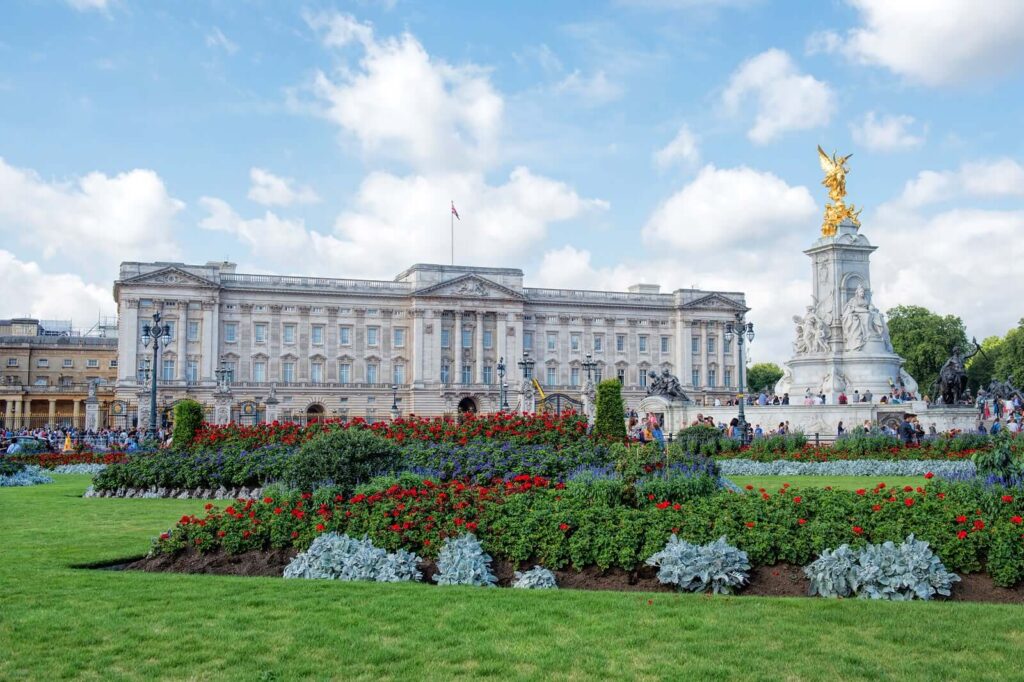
[393,364,405,385]
[161,359,175,381]
[639,369,648,388]
[224,322,238,343]
[593,335,603,352]
[461,364,472,384]
[311,362,324,384]
[393,328,406,348]
[594,369,603,383]
[616,368,625,383]
[546,367,557,385]
[339,363,351,384]
[35,376,48,386]
[440,362,450,384]
[165,321,176,340]
[523,331,533,351]
[223,361,235,382]
[547,332,557,352]
[367,363,378,384]
[187,360,199,383]
[60,376,73,387]
[441,328,451,349]
[367,327,379,346]
[570,367,580,386]
[483,365,493,385]
[283,324,296,344]
[37,358,49,368]
[253,361,266,382]
[87,359,99,368]
[724,338,732,354]
[616,334,625,352]
[724,369,732,388]
[692,369,700,387]
[187,320,199,342]
[707,337,715,354]
[339,326,352,345]
[6,358,17,367]
[462,328,472,349]
[708,368,717,387]
[483,329,492,350]
[639,335,648,353]
[62,359,73,368]
[571,333,581,352]
[522,362,533,380]
[282,361,295,383]
[109,359,118,368]
[691,336,699,354]
[661,336,670,354]
[254,323,268,344]
[312,325,324,345]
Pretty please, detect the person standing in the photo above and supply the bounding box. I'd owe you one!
[837,420,845,436]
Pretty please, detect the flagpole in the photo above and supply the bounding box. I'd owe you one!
[450,200,454,266]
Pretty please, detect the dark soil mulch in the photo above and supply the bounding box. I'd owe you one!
[124,550,1024,603]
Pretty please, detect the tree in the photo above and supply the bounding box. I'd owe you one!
[746,362,784,393]
[886,305,967,396]
[171,399,205,452]
[966,336,1004,393]
[593,379,627,441]
[994,319,1024,388]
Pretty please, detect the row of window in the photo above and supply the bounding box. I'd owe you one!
[222,322,407,349]
[689,368,732,388]
[521,332,672,354]
[6,358,113,369]
[691,336,732,354]
[23,376,105,387]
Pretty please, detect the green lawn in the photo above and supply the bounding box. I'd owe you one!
[1,475,1022,681]
[728,475,930,492]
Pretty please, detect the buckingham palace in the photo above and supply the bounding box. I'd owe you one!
[113,260,748,425]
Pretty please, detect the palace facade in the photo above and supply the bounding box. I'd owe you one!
[113,261,748,425]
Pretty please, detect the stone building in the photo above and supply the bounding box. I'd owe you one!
[113,261,747,425]
[1,318,119,429]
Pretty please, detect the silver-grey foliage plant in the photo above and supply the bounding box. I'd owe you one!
[432,533,498,587]
[646,535,750,594]
[804,535,959,601]
[283,533,422,583]
[512,566,558,589]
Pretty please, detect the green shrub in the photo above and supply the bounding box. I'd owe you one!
[284,427,402,494]
[674,424,733,456]
[593,379,626,441]
[171,400,205,452]
[972,431,1022,478]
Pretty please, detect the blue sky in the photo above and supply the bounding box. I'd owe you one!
[1,0,1023,363]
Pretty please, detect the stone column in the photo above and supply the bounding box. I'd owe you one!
[85,394,100,432]
[716,321,725,389]
[264,396,280,423]
[3,400,13,429]
[412,310,425,386]
[496,313,508,366]
[699,321,708,388]
[176,304,188,381]
[200,300,215,380]
[326,306,339,382]
[682,319,694,388]
[47,399,56,428]
[73,399,81,427]
[475,311,485,384]
[21,399,30,429]
[455,312,464,384]
[434,310,444,384]
[119,299,140,383]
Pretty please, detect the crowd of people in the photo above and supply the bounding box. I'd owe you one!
[1,426,168,454]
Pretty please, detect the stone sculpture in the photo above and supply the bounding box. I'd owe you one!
[646,368,689,402]
[932,341,978,405]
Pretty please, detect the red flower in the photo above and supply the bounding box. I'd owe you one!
[793,496,802,504]
[194,538,203,545]
[454,517,464,526]
[301,492,313,500]
[273,507,282,515]
[957,530,968,540]
[655,501,670,510]
[466,521,478,531]
[956,514,968,524]
[559,523,570,531]
[263,497,273,504]
[924,472,934,479]
[672,503,681,511]
[179,515,191,525]
[647,494,656,501]
[877,483,886,489]
[973,519,986,531]
[1011,516,1023,525]
[1002,495,1014,504]
[204,503,213,511]
[937,493,946,500]
[852,526,863,535]
[159,532,169,540]
[797,518,807,526]
[903,486,913,492]
[745,522,756,529]
[855,489,866,496]
[904,498,915,507]
[745,485,754,491]
[872,504,882,512]
[242,530,251,539]
[217,530,226,538]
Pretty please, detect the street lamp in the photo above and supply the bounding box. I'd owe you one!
[140,311,173,440]
[724,315,755,444]
[582,353,597,383]
[496,356,508,410]
[214,357,232,390]
[390,384,399,420]
[517,350,535,380]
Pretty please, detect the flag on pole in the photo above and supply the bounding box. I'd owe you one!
[451,201,460,220]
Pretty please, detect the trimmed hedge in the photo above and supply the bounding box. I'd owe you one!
[593,379,626,441]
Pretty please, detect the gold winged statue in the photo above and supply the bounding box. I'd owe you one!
[817,145,861,237]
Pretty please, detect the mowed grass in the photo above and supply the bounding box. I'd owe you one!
[728,475,930,492]
[2,476,1023,681]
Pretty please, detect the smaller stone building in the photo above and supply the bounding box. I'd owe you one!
[0,318,119,429]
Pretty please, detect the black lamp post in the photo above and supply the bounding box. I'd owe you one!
[214,357,232,390]
[582,353,597,383]
[390,384,399,420]
[140,311,173,440]
[496,357,508,410]
[517,350,534,380]
[724,315,755,444]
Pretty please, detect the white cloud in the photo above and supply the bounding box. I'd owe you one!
[304,10,504,172]
[205,27,239,55]
[0,157,183,279]
[247,168,319,207]
[0,251,113,321]
[202,167,607,278]
[66,0,109,12]
[552,70,623,105]
[654,124,699,168]
[895,159,1024,208]
[817,0,1024,86]
[642,164,817,250]
[850,111,925,152]
[722,49,834,144]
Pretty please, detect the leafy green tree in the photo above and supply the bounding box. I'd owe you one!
[171,399,205,452]
[886,305,968,395]
[994,319,1024,388]
[966,336,1004,393]
[593,379,627,441]
[746,362,784,393]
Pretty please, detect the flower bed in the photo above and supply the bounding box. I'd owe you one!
[11,451,131,468]
[718,459,974,478]
[192,412,591,451]
[149,475,1024,588]
[0,464,53,487]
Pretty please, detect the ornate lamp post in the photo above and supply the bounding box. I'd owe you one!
[140,311,173,440]
[390,384,400,420]
[517,350,535,380]
[496,356,508,410]
[582,353,597,383]
[724,315,755,444]
[214,358,232,390]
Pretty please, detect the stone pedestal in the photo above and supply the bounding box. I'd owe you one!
[264,396,280,424]
[581,381,596,426]
[213,391,233,425]
[84,399,100,432]
[639,395,689,432]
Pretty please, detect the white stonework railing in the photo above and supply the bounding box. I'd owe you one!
[221,273,410,292]
[524,288,673,305]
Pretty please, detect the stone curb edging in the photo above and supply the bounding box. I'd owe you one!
[84,485,264,500]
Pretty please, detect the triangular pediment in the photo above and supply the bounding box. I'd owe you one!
[682,293,748,311]
[120,266,219,288]
[412,274,524,300]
